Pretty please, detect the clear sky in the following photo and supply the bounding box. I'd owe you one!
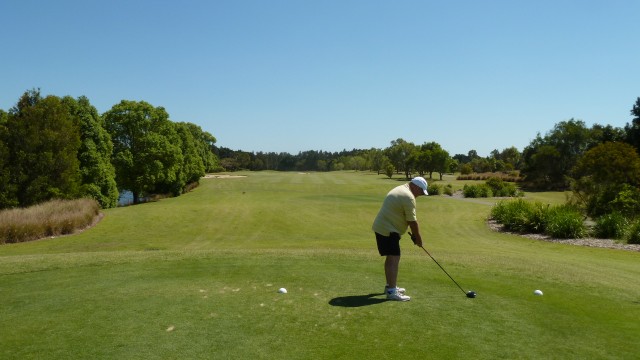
[2,0,639,156]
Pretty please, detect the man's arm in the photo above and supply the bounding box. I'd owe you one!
[408,221,423,247]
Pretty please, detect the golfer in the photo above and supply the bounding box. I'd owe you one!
[372,177,428,301]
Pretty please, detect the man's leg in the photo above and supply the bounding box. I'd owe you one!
[385,255,400,288]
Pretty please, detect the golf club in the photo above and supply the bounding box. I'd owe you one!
[409,232,476,298]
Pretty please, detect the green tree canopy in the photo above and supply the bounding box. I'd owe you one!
[0,109,16,208]
[6,90,82,206]
[386,138,416,179]
[571,142,640,217]
[624,97,640,151]
[521,119,592,189]
[175,122,206,185]
[62,96,119,208]
[103,100,183,203]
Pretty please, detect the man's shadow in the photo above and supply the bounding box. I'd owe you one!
[328,293,388,307]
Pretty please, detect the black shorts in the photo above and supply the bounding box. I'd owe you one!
[375,232,401,256]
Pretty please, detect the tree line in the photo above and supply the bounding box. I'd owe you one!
[215,97,640,207]
[0,89,220,209]
[2,87,639,214]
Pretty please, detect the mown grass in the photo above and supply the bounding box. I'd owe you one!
[0,198,100,244]
[1,171,639,359]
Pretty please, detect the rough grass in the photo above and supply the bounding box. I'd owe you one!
[0,198,100,244]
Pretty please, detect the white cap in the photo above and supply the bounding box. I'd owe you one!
[411,177,429,195]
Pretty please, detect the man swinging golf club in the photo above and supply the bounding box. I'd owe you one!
[372,177,428,301]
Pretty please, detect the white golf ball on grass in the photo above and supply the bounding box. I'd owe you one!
[534,289,543,296]
[278,288,287,294]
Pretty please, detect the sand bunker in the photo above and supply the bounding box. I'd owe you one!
[203,174,247,179]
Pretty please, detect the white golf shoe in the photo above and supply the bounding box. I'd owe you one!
[384,285,406,294]
[386,288,410,301]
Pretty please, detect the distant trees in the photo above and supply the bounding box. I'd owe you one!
[4,86,640,221]
[386,138,415,179]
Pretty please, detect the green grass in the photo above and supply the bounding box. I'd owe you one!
[1,171,639,359]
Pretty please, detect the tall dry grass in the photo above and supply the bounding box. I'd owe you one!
[0,199,100,244]
[457,172,522,182]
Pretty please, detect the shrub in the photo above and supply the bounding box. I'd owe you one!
[544,205,586,239]
[486,177,521,197]
[384,164,394,179]
[427,184,442,195]
[463,184,493,198]
[594,212,628,240]
[444,184,454,196]
[625,220,640,244]
[491,199,546,233]
[485,177,505,194]
[492,200,587,238]
[459,164,472,175]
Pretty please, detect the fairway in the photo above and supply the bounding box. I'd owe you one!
[1,171,639,359]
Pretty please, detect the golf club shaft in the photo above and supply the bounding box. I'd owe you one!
[419,245,467,295]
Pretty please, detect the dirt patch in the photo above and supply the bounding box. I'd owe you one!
[203,174,247,179]
[487,219,640,252]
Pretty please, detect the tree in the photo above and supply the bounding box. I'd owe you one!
[103,100,183,203]
[0,109,17,208]
[386,138,416,179]
[500,146,521,170]
[175,122,206,185]
[428,143,451,180]
[62,96,119,208]
[7,91,82,206]
[521,119,591,190]
[624,97,640,152]
[571,142,640,217]
[367,148,387,174]
[414,142,450,180]
[183,123,219,172]
[591,124,624,146]
[384,163,395,178]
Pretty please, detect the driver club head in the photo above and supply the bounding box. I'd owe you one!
[466,291,477,298]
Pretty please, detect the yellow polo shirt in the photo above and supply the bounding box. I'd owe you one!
[372,183,417,236]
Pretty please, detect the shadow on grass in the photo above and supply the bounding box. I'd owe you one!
[328,293,388,307]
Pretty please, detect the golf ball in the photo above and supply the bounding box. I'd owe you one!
[278,288,287,294]
[534,289,543,296]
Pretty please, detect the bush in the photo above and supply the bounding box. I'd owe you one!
[485,177,505,194]
[492,200,587,238]
[544,205,586,239]
[463,184,493,198]
[594,212,628,240]
[444,184,454,196]
[0,198,100,244]
[625,220,640,244]
[491,199,546,233]
[427,184,442,195]
[459,164,473,175]
[486,177,521,197]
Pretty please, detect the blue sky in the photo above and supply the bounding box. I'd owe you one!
[2,1,639,156]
